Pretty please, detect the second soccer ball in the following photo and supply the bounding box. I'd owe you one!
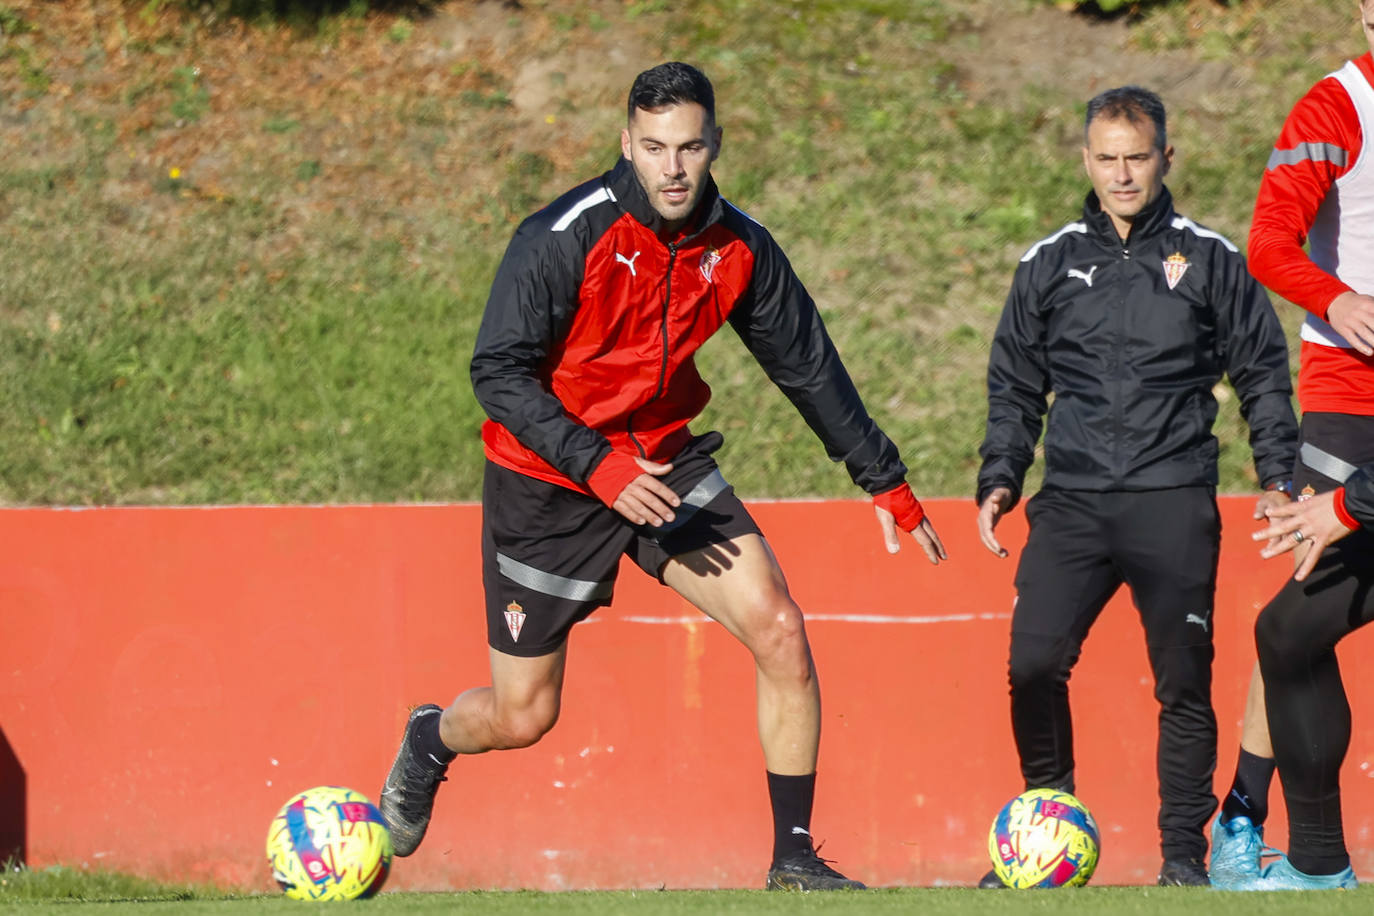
[987,787,1100,888]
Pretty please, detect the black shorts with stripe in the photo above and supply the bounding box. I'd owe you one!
[480,431,761,657]
[1294,412,1374,496]
[1289,410,1374,575]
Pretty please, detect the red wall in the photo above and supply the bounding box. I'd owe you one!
[1,498,1369,890]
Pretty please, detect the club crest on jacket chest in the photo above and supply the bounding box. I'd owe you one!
[1162,252,1190,290]
[699,247,722,283]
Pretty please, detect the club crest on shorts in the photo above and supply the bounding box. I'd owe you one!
[1300,484,1316,501]
[505,601,526,642]
[1162,252,1190,290]
[699,247,722,283]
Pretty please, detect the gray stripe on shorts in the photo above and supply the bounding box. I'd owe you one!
[1301,442,1358,484]
[496,553,614,602]
[682,469,728,509]
[656,469,730,533]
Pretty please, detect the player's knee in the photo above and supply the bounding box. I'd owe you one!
[1254,604,1316,680]
[491,699,560,749]
[747,599,812,679]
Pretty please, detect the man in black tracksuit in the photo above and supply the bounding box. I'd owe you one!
[975,86,1298,887]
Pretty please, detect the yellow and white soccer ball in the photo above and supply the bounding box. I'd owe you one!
[987,787,1100,888]
[266,785,392,901]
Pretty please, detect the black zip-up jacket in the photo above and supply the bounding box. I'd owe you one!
[977,187,1298,508]
[471,158,907,498]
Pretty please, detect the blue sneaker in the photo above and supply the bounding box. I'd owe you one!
[1209,815,1264,888]
[1228,854,1357,891]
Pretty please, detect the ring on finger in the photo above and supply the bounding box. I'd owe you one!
[1292,530,1306,543]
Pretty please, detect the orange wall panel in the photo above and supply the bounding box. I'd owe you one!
[0,498,1368,890]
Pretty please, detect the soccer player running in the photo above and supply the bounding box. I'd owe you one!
[377,61,946,891]
[974,86,1298,889]
[1209,0,1374,892]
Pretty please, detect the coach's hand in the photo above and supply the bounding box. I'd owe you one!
[1252,489,1357,581]
[977,487,1013,558]
[1326,291,1374,356]
[873,482,947,564]
[1252,487,1293,554]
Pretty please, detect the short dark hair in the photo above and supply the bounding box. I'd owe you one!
[1084,85,1168,152]
[627,62,715,124]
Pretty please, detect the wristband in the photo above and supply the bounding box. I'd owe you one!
[1333,486,1361,533]
[586,452,644,509]
[873,483,925,532]
[1265,479,1293,496]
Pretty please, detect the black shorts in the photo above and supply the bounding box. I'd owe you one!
[1293,412,1374,496]
[481,432,761,657]
[1289,410,1374,576]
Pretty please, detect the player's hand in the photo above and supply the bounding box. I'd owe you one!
[873,483,947,564]
[1252,489,1356,581]
[1326,291,1374,357]
[611,457,680,527]
[875,515,947,565]
[977,487,1013,558]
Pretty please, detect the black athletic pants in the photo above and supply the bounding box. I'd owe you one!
[1007,487,1220,861]
[1256,413,1374,868]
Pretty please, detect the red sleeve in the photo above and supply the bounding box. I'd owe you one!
[1248,63,1365,318]
[1334,486,1361,532]
[873,482,925,532]
[585,451,644,508]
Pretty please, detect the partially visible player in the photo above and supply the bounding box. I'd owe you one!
[975,85,1298,888]
[1235,458,1374,890]
[1210,0,1374,891]
[377,61,946,892]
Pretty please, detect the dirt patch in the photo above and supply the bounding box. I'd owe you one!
[945,3,1246,118]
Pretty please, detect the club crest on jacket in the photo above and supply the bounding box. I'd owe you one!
[1162,252,1190,290]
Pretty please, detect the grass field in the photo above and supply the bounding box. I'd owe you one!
[5,866,1374,914]
[0,0,1361,504]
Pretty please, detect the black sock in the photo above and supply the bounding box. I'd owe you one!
[1286,791,1349,875]
[1221,749,1275,825]
[409,709,457,767]
[767,772,816,863]
[1288,850,1352,876]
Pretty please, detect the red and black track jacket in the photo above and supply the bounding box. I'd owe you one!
[471,157,907,502]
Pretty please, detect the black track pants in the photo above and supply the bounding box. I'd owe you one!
[1007,487,1221,861]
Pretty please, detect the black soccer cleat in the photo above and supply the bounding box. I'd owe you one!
[766,845,867,891]
[977,868,1008,889]
[1158,856,1210,887]
[378,703,450,857]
